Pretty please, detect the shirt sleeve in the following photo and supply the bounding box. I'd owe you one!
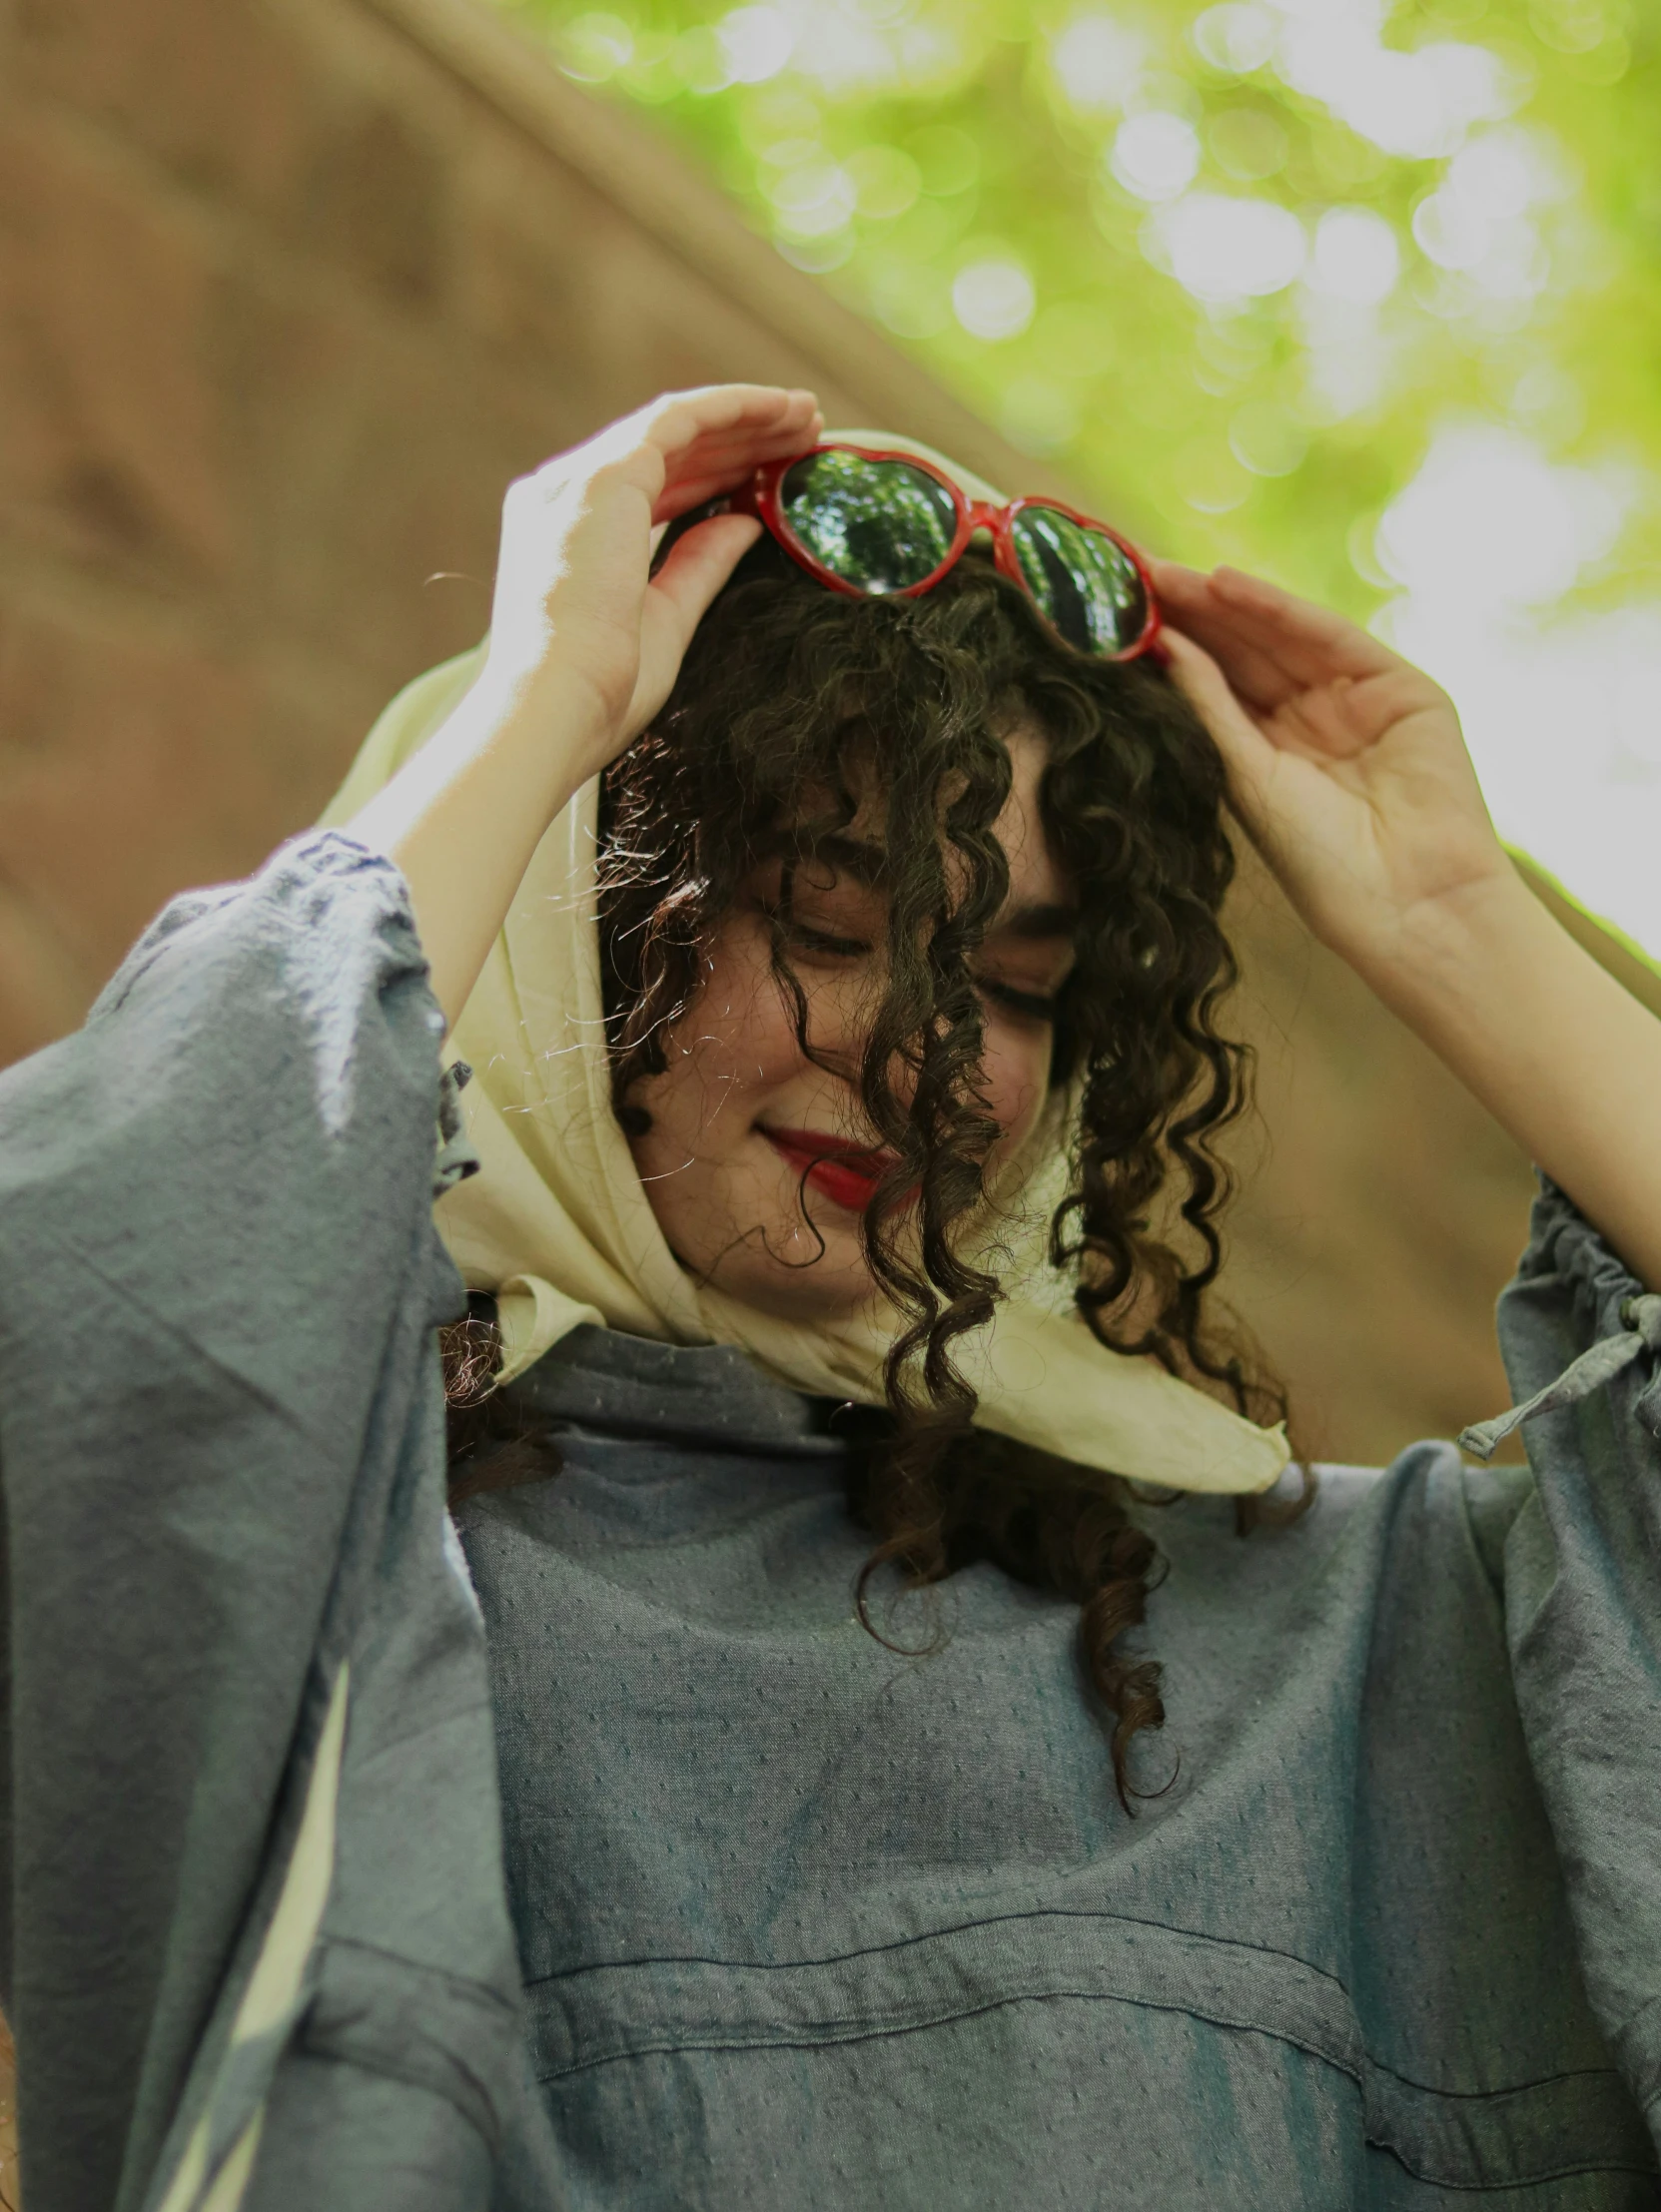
[0,832,476,2211]
[1495,1179,1661,2141]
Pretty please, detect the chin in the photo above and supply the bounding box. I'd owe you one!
[644,1151,882,1320]
[719,1254,877,1324]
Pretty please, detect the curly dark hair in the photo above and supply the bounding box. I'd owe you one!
[446,532,1299,1807]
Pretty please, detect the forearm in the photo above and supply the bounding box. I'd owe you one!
[1361,873,1661,1290]
[346,665,606,1031]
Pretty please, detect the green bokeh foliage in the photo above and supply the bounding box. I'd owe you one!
[503,0,1660,623]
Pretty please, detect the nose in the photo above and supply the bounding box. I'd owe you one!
[793,973,922,1128]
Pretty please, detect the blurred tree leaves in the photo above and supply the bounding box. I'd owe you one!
[501,0,1660,625]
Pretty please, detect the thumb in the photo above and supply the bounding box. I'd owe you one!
[1162,627,1278,832]
[647,512,764,646]
[621,511,764,744]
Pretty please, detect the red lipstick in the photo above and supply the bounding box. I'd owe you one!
[761,1126,901,1215]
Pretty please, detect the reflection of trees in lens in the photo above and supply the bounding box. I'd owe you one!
[781,452,957,592]
[1011,508,1145,653]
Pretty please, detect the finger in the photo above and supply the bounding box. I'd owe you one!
[1152,562,1328,702]
[1211,565,1404,681]
[653,477,750,524]
[616,383,803,448]
[1151,567,1297,709]
[1167,571,1451,764]
[1162,629,1282,830]
[529,384,817,500]
[645,384,820,464]
[1151,562,1297,673]
[1163,628,1269,763]
[1155,559,1401,698]
[645,511,764,645]
[650,406,822,524]
[652,422,825,524]
[658,409,823,490]
[530,390,819,536]
[1167,617,1377,769]
[656,380,817,425]
[1151,565,1334,702]
[657,421,820,494]
[659,388,818,438]
[537,407,815,532]
[658,419,820,480]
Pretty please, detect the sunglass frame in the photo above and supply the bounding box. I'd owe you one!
[735,441,1164,664]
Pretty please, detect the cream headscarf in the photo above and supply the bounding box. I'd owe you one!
[323,433,1288,1496]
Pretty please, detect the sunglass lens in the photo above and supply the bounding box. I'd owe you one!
[779,451,958,593]
[1009,507,1148,655]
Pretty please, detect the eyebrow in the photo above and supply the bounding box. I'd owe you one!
[785,833,890,888]
[997,902,1080,942]
[786,838,1079,939]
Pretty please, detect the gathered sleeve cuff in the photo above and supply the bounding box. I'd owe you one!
[1487,1179,1661,2137]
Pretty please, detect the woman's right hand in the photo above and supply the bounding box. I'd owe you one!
[351,383,819,1029]
[481,384,823,785]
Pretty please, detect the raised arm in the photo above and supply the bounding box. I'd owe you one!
[1153,559,1661,1290]
[348,383,821,1029]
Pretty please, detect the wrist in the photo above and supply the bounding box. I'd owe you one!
[1355,866,1558,1034]
[469,652,621,814]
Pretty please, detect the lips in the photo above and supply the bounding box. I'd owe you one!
[762,1126,902,1215]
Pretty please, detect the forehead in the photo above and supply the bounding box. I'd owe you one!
[776,726,1074,932]
[997,726,1068,913]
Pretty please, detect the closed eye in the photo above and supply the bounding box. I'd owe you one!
[979,979,1061,1023]
[781,919,871,960]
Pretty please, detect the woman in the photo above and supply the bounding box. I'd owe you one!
[3,383,1660,2211]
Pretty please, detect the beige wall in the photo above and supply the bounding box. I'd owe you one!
[0,0,1045,1063]
[0,0,1586,1497]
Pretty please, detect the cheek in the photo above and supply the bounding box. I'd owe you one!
[980,1026,1053,1151]
[637,927,804,1137]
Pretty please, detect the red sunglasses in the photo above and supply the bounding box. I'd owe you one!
[731,441,1164,664]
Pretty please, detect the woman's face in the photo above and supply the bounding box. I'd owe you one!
[627,728,1077,1321]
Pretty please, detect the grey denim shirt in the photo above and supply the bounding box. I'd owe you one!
[0,831,1658,2211]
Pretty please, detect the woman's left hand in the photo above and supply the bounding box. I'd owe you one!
[1156,556,1661,1292]
[1151,560,1511,984]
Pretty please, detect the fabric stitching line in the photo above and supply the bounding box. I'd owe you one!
[1376,2152,1659,2194]
[27,1217,411,1463]
[527,1907,1628,2106]
[302,1939,522,2154]
[340,1691,500,1775]
[535,1972,1653,2187]
[295,2025,504,2156]
[535,1977,1343,2081]
[522,1901,1355,2005]
[535,1981,1655,2188]
[318,1933,522,2020]
[1366,2061,1640,2104]
[1373,2132,1658,2195]
[2,1231,303,1432]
